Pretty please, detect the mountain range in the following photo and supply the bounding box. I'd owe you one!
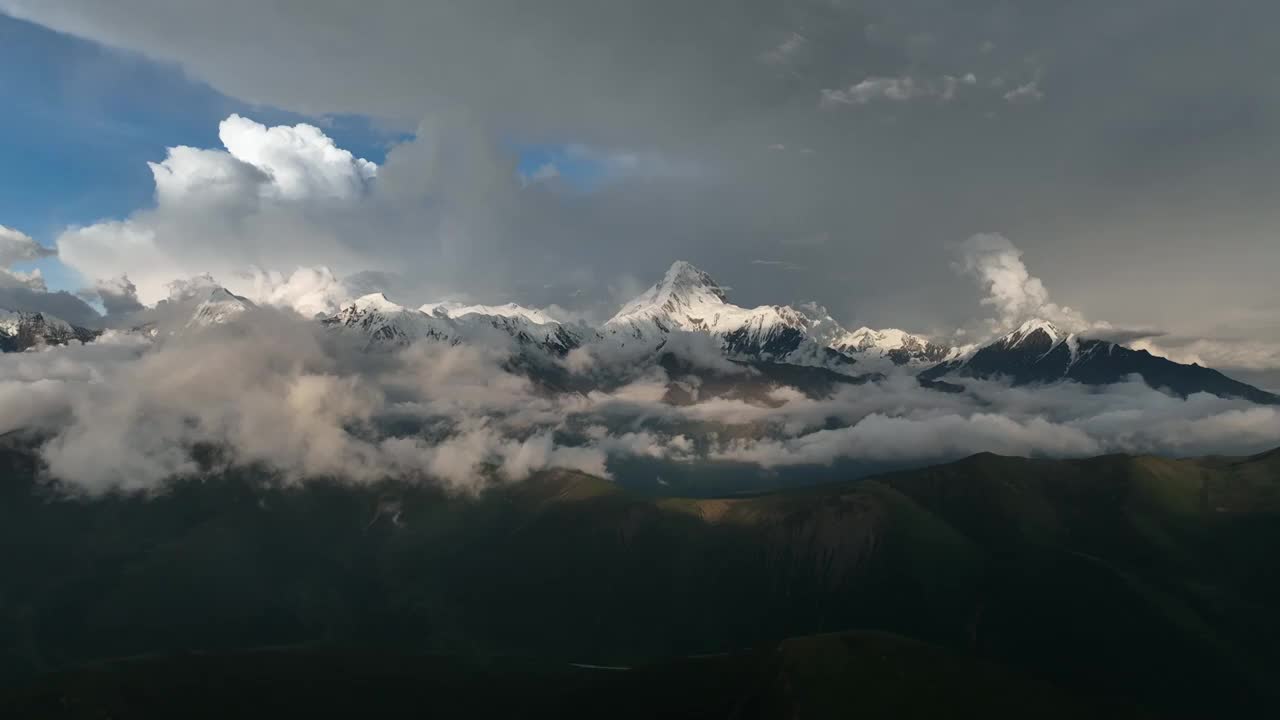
[920,319,1280,404]
[3,438,1277,716]
[321,291,583,357]
[0,309,99,352]
[3,261,1276,404]
[4,263,1279,716]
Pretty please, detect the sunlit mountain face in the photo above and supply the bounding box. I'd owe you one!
[3,2,1280,717]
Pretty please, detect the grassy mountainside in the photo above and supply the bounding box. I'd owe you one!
[2,442,1278,716]
[1,631,1139,719]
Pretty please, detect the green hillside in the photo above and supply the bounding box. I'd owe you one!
[2,631,1140,719]
[2,442,1278,716]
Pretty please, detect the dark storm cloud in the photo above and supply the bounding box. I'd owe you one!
[3,0,1279,350]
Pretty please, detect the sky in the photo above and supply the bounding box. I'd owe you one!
[1,1,1278,386]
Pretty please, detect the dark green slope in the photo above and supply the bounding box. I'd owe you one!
[1,631,1138,719]
[2,443,1278,715]
[873,452,1280,714]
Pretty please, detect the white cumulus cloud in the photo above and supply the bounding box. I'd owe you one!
[954,233,1090,335]
[217,114,377,201]
[56,115,381,308]
[0,224,56,290]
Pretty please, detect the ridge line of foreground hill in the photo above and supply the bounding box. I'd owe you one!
[2,442,1278,716]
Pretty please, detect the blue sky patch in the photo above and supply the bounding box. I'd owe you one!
[0,14,400,291]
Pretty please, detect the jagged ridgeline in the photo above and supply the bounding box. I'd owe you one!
[12,261,1273,406]
[316,261,1280,402]
[2,261,1278,715]
[0,309,99,352]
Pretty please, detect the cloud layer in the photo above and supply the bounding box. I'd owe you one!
[1,2,1279,495]
[4,311,1277,496]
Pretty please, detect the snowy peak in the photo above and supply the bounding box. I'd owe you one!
[420,301,556,326]
[350,292,407,314]
[919,319,1280,405]
[117,282,256,338]
[919,319,1070,378]
[610,260,732,329]
[0,309,72,337]
[838,327,926,354]
[325,293,581,356]
[186,287,255,328]
[207,287,250,305]
[0,309,99,352]
[325,293,454,347]
[601,261,954,375]
[997,319,1065,351]
[849,327,952,363]
[602,261,863,372]
[659,260,729,304]
[786,304,954,369]
[606,260,793,338]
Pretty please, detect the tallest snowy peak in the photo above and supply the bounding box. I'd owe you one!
[659,261,727,302]
[603,260,841,367]
[350,292,406,313]
[611,261,729,324]
[1004,318,1063,347]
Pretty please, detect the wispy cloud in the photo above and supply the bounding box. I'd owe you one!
[1003,81,1044,104]
[751,259,805,271]
[821,73,976,107]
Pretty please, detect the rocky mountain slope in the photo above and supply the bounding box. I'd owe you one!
[921,319,1280,404]
[0,310,99,352]
[597,261,956,375]
[600,261,853,369]
[323,292,585,357]
[825,324,957,368]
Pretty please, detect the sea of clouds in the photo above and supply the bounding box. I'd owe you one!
[3,309,1277,496]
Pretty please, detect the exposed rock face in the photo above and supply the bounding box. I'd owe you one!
[0,310,99,352]
[920,319,1280,404]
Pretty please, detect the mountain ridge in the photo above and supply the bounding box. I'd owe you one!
[5,261,1276,405]
[0,309,99,352]
[2,440,1276,715]
[921,318,1280,404]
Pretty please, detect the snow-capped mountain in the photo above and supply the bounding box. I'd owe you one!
[787,301,957,372]
[186,287,255,329]
[420,301,584,355]
[324,292,458,347]
[13,261,1277,406]
[419,301,557,326]
[919,319,1103,386]
[115,279,259,339]
[920,319,1280,404]
[324,293,583,357]
[827,325,955,369]
[0,310,99,352]
[602,261,854,370]
[460,313,584,357]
